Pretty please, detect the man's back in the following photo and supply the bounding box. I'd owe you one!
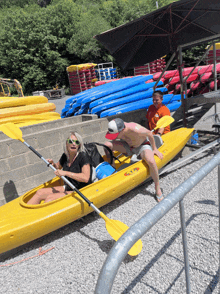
[117,122,149,148]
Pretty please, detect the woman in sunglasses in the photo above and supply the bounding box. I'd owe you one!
[27,132,92,205]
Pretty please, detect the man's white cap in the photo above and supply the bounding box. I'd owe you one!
[105,118,125,140]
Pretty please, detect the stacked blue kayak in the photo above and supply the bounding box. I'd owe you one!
[61,75,182,118]
[100,94,183,117]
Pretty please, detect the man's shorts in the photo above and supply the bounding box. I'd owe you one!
[121,140,152,159]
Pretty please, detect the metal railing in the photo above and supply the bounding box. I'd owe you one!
[95,150,220,294]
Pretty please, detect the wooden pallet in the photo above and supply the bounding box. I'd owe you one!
[43,89,65,99]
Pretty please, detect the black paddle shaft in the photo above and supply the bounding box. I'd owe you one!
[24,142,94,208]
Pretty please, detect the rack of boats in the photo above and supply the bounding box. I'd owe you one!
[61,75,181,118]
[0,95,61,127]
[61,63,220,118]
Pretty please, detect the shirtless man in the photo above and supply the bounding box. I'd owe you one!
[104,118,164,202]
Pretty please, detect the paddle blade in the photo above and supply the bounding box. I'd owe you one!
[154,115,174,131]
[0,123,24,142]
[105,219,143,256]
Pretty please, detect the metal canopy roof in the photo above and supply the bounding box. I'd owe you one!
[94,0,220,69]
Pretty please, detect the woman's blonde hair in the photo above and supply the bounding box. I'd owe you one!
[64,131,85,161]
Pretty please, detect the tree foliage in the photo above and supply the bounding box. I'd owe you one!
[0,1,81,93]
[37,0,52,7]
[166,44,208,70]
[0,0,36,9]
[67,7,112,63]
[0,0,205,95]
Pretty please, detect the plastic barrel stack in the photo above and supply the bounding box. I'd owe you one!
[134,57,166,75]
[206,43,220,64]
[67,63,97,95]
[95,68,117,80]
[95,63,117,81]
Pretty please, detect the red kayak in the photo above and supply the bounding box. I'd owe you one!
[200,72,213,83]
[198,64,213,75]
[209,80,220,90]
[169,74,199,85]
[190,81,202,90]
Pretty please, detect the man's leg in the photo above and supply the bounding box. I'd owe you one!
[104,141,129,167]
[140,149,163,202]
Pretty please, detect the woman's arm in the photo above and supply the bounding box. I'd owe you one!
[54,164,91,183]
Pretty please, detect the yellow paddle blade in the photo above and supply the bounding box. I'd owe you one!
[154,115,174,130]
[105,218,143,256]
[0,123,24,142]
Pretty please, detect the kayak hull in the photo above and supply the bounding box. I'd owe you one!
[0,112,61,127]
[0,96,48,108]
[0,103,56,119]
[0,128,194,254]
[100,95,181,118]
[90,87,168,115]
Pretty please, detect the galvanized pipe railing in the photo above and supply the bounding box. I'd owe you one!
[95,151,220,294]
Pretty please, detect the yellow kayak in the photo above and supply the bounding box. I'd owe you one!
[0,128,193,254]
[67,63,97,72]
[0,112,61,127]
[0,96,48,108]
[0,103,56,119]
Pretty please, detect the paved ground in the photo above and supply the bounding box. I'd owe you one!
[194,103,220,131]
[49,95,72,115]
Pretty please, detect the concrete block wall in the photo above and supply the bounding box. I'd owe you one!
[0,110,147,206]
[0,115,108,206]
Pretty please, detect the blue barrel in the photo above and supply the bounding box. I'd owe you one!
[191,133,199,145]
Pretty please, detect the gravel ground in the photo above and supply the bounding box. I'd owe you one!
[0,148,219,294]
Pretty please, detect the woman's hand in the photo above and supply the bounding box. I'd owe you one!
[47,159,55,167]
[47,159,62,169]
[54,169,66,177]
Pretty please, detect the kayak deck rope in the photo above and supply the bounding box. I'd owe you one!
[0,246,55,267]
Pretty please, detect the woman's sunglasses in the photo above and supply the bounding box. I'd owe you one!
[66,139,80,145]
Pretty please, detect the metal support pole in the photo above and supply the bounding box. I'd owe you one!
[213,42,217,92]
[218,163,220,293]
[153,51,176,90]
[184,80,188,100]
[184,45,211,82]
[179,34,220,52]
[213,42,218,125]
[178,47,187,127]
[179,199,191,294]
[95,151,220,294]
